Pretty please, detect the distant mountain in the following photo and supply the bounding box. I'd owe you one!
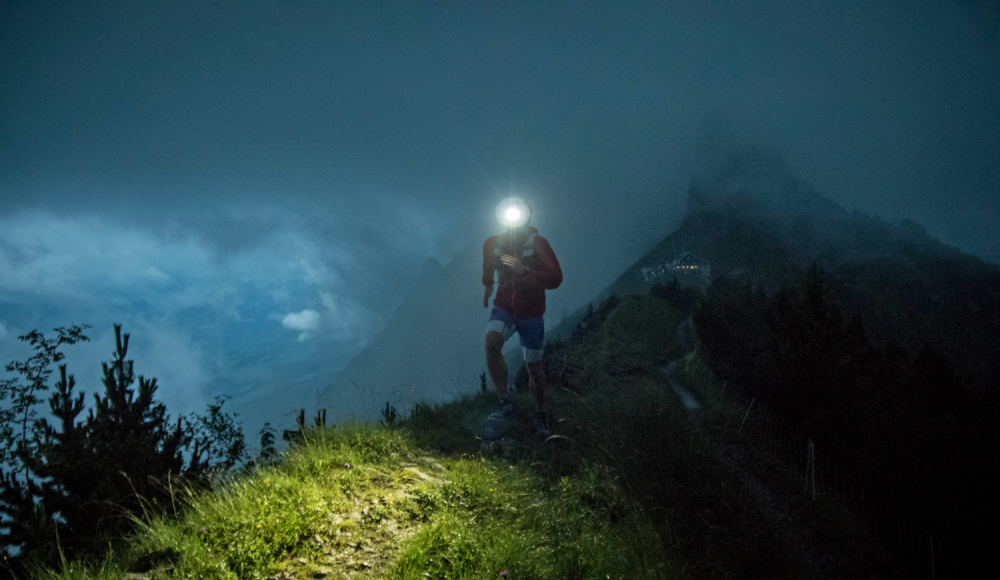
[328,145,998,421]
[551,145,1000,390]
[319,243,521,420]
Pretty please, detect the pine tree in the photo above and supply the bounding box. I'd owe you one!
[596,293,620,320]
[0,326,90,472]
[571,303,597,343]
[0,467,52,564]
[257,423,277,464]
[1,323,245,566]
[19,365,91,555]
[0,325,89,564]
[82,324,186,540]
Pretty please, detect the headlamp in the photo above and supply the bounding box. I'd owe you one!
[496,197,531,228]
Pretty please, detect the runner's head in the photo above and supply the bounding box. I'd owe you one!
[496,197,532,242]
[496,197,531,229]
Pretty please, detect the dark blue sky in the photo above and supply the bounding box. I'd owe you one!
[1,0,997,430]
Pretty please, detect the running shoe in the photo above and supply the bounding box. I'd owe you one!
[534,412,552,437]
[480,423,503,440]
[488,399,513,421]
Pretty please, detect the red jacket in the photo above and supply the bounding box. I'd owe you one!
[482,226,562,319]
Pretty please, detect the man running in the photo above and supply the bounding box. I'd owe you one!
[482,198,563,436]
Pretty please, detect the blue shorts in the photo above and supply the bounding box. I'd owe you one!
[486,306,545,363]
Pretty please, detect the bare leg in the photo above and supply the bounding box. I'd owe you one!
[526,361,549,421]
[485,331,509,399]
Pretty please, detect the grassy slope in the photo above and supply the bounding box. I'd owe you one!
[25,294,889,580]
[25,418,670,580]
[676,347,899,579]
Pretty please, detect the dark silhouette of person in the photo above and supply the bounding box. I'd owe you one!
[482,205,562,435]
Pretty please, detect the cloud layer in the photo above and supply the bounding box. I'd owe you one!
[0,199,455,426]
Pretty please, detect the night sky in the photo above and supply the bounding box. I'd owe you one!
[1,1,997,433]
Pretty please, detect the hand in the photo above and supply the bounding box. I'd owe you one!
[484,284,493,308]
[500,254,525,276]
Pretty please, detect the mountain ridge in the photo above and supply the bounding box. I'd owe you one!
[326,145,998,421]
[547,146,999,389]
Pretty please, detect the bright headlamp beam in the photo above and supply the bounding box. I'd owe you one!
[496,197,530,227]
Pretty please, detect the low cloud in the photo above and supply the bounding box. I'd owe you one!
[282,309,320,341]
[319,291,368,342]
[0,201,464,441]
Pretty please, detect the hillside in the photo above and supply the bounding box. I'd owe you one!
[19,289,900,580]
[550,145,1000,390]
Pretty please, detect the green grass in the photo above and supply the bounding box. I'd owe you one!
[123,423,415,579]
[20,292,890,580]
[601,295,686,365]
[21,552,123,580]
[24,417,674,580]
[387,460,666,580]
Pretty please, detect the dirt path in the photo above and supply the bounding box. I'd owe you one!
[661,361,702,414]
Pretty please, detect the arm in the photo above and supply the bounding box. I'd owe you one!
[483,237,495,307]
[523,236,562,290]
[482,237,496,287]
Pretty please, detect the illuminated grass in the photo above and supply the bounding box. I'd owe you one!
[388,460,667,580]
[26,419,675,580]
[25,295,745,580]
